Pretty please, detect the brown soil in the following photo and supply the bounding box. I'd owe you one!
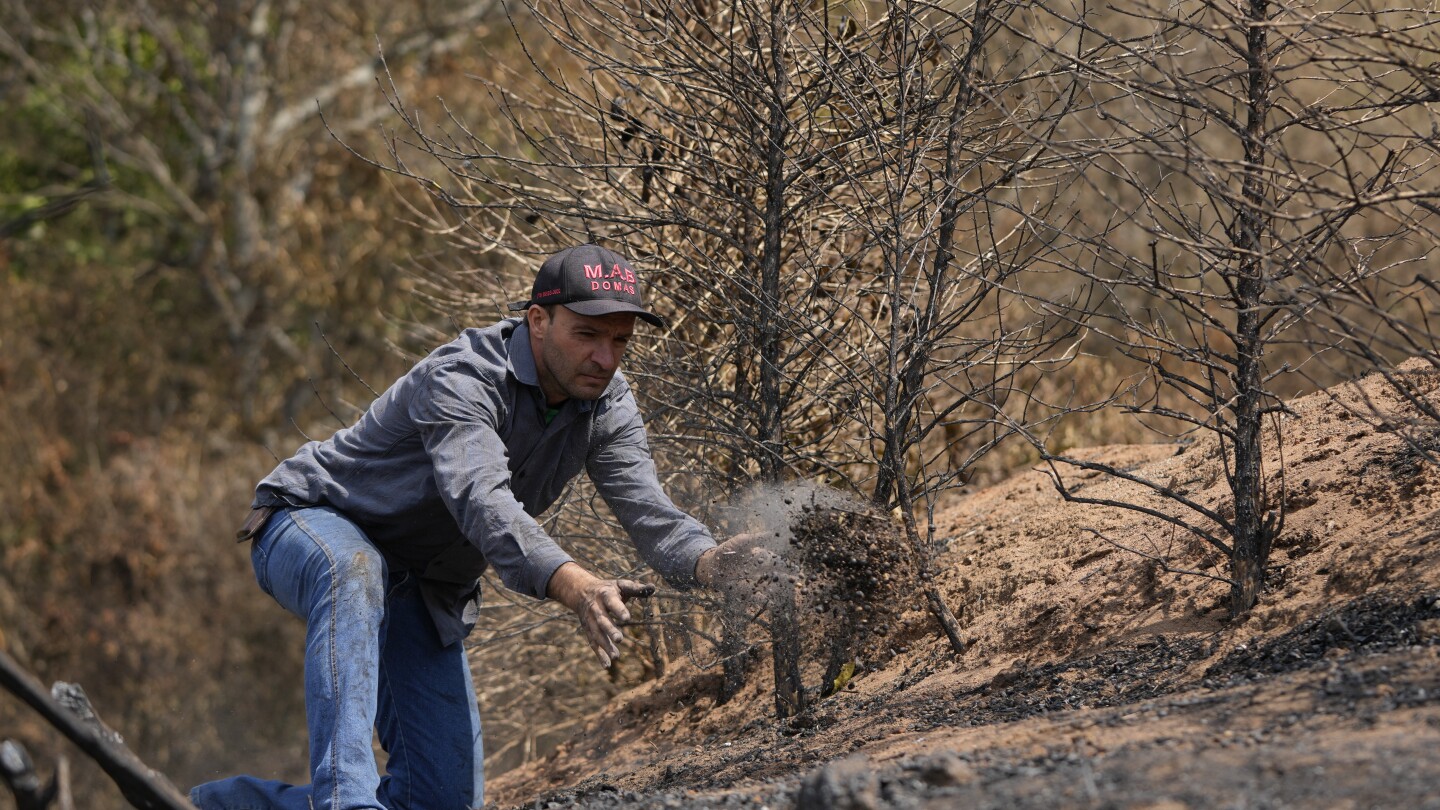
[486,366,1440,810]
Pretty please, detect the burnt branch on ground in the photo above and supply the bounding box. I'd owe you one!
[0,650,195,810]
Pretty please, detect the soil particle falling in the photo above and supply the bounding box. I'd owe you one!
[782,501,923,702]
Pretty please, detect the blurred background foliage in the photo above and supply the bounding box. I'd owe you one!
[0,0,524,802]
[3,0,1437,806]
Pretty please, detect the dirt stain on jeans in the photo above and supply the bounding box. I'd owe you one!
[349,550,384,612]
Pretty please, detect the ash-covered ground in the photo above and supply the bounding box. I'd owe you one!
[489,368,1440,810]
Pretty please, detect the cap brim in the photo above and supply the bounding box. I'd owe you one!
[564,299,667,328]
[507,300,531,312]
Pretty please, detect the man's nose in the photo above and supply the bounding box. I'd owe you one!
[592,342,619,370]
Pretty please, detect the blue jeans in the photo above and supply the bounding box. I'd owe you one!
[190,506,484,810]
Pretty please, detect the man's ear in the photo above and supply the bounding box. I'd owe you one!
[527,305,549,338]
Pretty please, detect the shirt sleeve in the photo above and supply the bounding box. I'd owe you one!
[587,385,717,588]
[409,361,574,599]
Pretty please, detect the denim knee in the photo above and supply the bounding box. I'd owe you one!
[328,545,389,618]
[269,506,390,622]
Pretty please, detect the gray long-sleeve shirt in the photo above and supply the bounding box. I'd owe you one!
[254,317,715,646]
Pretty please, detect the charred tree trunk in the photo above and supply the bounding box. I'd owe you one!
[769,584,806,719]
[1229,351,1267,615]
[1229,0,1275,616]
[716,606,751,705]
[755,24,791,486]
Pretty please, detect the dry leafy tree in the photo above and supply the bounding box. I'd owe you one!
[1013,0,1440,615]
[0,0,516,802]
[362,0,1086,717]
[0,0,504,427]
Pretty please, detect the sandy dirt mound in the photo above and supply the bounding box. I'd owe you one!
[485,366,1440,809]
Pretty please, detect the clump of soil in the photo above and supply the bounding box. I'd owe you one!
[785,501,922,702]
[707,492,925,719]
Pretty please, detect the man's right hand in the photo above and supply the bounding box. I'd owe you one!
[546,562,655,668]
[694,532,786,602]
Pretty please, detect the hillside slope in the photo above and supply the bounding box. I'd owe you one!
[487,366,1440,809]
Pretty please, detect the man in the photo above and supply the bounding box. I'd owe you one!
[190,244,756,810]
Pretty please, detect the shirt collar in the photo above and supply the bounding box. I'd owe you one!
[505,318,596,414]
[507,318,540,387]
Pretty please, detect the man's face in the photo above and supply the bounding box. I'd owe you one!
[528,305,636,404]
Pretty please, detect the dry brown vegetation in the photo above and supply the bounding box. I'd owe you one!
[485,363,1440,809]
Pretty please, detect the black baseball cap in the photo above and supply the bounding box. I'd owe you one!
[508,244,666,327]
